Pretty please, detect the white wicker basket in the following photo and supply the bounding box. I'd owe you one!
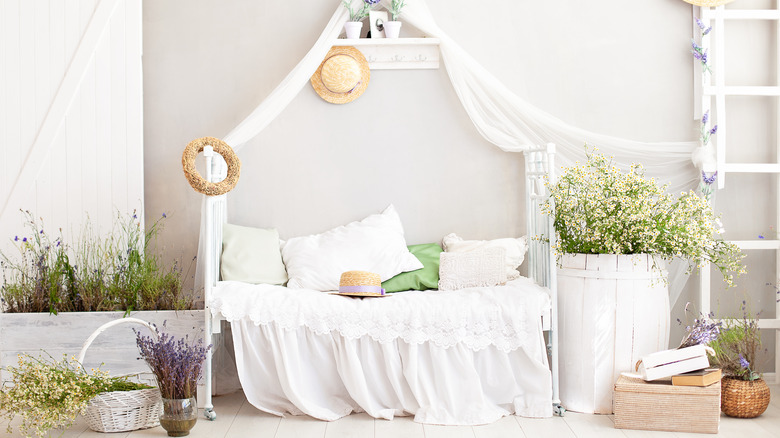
[84,387,162,432]
[78,318,163,433]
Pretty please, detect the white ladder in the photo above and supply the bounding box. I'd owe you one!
[697,3,780,384]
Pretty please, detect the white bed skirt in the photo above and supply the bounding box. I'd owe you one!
[231,320,552,425]
[213,278,554,424]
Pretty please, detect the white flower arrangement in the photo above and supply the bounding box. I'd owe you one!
[542,147,745,286]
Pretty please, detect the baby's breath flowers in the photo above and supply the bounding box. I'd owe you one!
[0,353,150,438]
[542,147,745,286]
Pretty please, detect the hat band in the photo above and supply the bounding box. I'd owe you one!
[339,285,385,295]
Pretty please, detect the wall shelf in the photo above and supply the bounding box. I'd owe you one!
[333,38,441,70]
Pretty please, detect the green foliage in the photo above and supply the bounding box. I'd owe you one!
[708,307,763,381]
[0,353,152,438]
[0,210,194,313]
[542,147,745,286]
[389,0,405,21]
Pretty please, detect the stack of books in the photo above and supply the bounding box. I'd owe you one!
[671,368,722,387]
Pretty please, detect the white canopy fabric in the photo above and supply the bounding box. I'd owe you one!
[197,0,699,305]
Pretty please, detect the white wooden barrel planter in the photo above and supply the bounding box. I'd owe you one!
[557,253,670,414]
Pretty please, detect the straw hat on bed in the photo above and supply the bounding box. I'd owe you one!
[334,271,386,297]
[681,0,735,6]
[311,46,370,104]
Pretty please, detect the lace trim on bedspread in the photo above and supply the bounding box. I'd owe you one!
[210,277,550,353]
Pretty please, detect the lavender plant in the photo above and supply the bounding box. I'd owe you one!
[389,0,406,21]
[342,0,380,22]
[697,110,719,201]
[708,304,763,381]
[677,303,721,349]
[0,210,194,313]
[135,324,210,399]
[692,18,712,75]
[0,353,151,438]
[542,147,745,286]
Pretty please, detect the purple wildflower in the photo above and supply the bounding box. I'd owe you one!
[739,353,750,369]
[364,0,380,4]
[701,50,708,64]
[759,234,765,239]
[692,50,702,61]
[702,110,709,125]
[696,19,713,35]
[162,213,167,218]
[22,237,27,243]
[14,236,18,241]
[710,125,718,135]
[702,171,717,185]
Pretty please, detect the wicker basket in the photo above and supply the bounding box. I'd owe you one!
[84,387,162,432]
[721,376,771,418]
[78,318,163,433]
[613,374,720,434]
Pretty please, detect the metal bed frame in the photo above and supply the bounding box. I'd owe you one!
[199,143,563,420]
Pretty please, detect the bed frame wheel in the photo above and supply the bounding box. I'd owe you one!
[204,408,217,421]
[553,403,566,417]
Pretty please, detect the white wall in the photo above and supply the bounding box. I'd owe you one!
[0,0,144,244]
[142,1,776,368]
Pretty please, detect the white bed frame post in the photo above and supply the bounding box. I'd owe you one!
[203,146,226,421]
[523,143,562,416]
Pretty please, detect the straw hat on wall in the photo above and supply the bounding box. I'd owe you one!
[311,46,370,104]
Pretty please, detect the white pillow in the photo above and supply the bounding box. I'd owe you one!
[438,247,508,290]
[221,224,288,285]
[441,233,528,281]
[282,205,424,291]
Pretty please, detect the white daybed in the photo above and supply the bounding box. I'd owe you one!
[200,144,560,425]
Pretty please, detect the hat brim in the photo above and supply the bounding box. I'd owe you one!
[311,46,370,104]
[329,292,388,298]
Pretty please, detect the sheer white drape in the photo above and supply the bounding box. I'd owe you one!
[195,0,698,305]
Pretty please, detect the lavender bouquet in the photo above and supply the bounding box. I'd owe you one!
[136,324,210,399]
[678,306,721,349]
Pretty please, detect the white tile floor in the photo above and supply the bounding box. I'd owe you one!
[4,384,779,438]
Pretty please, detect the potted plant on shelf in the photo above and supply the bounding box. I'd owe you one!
[708,305,771,418]
[0,353,153,438]
[543,147,745,414]
[342,0,380,39]
[136,324,210,437]
[385,0,406,38]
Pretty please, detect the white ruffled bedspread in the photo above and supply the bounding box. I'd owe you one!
[210,278,553,424]
[211,277,550,352]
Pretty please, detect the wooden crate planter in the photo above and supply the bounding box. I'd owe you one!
[0,310,205,382]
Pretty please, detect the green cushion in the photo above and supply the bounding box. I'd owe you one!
[382,243,443,293]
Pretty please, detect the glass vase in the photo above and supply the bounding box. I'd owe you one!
[160,397,198,437]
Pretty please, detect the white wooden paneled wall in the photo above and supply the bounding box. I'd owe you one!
[0,0,143,245]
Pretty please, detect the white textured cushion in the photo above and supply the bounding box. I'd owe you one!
[438,247,508,290]
[221,224,288,285]
[282,205,424,291]
[441,233,528,280]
